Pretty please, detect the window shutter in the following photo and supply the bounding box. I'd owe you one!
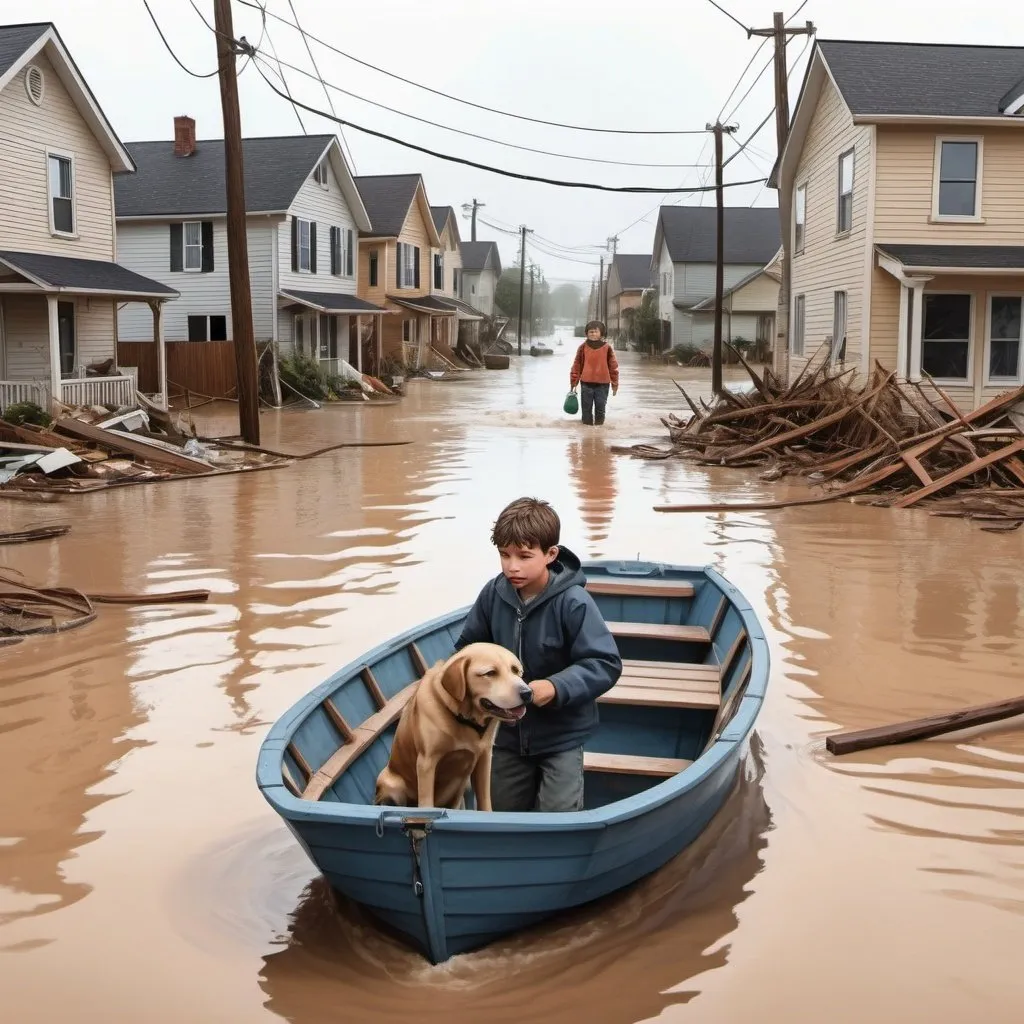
[330,226,339,275]
[309,222,318,273]
[291,217,299,272]
[346,229,354,277]
[201,221,214,272]
[170,223,183,272]
[414,246,420,289]
[396,243,403,287]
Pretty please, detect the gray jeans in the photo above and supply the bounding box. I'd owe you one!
[580,382,609,425]
[490,745,585,812]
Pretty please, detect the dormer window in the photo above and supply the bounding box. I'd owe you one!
[313,159,328,188]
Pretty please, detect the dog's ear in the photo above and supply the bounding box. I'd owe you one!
[440,654,469,704]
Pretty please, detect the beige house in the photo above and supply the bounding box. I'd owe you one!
[0,22,176,413]
[605,254,652,337]
[774,38,1024,411]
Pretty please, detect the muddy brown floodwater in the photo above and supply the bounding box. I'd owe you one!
[2,345,1023,1023]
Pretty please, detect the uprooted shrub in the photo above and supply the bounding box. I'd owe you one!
[2,401,52,427]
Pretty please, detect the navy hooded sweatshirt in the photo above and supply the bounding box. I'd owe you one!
[453,545,622,756]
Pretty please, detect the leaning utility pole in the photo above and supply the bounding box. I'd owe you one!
[708,120,737,397]
[462,198,485,241]
[748,12,815,381]
[214,0,260,444]
[516,226,530,355]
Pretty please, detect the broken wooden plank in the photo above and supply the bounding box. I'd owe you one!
[0,525,70,545]
[826,694,1024,755]
[893,439,1024,508]
[52,418,214,474]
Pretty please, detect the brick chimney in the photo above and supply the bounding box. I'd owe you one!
[173,115,196,157]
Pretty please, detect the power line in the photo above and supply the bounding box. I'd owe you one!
[143,0,218,78]
[250,52,712,170]
[235,0,716,137]
[250,58,766,194]
[706,0,750,33]
[262,27,307,134]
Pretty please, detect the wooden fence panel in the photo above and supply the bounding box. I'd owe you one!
[117,341,238,398]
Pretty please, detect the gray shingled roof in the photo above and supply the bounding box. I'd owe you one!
[460,240,502,275]
[612,253,653,291]
[876,244,1024,269]
[0,22,49,78]
[387,294,457,313]
[114,135,334,217]
[819,39,1024,117]
[430,205,453,233]
[279,289,386,313]
[0,250,177,296]
[354,174,421,238]
[658,206,780,264]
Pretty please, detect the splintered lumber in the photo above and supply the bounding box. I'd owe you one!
[0,525,70,544]
[52,418,214,474]
[86,589,210,605]
[826,695,1024,756]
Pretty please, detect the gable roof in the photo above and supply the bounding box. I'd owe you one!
[818,39,1024,118]
[460,240,502,276]
[430,205,461,246]
[0,22,133,172]
[690,264,781,310]
[610,253,653,292]
[114,134,370,227]
[354,174,441,245]
[652,207,780,266]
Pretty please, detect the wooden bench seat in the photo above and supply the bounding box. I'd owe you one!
[600,662,721,710]
[583,752,692,777]
[586,578,695,599]
[606,621,710,643]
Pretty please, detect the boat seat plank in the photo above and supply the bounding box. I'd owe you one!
[620,659,720,681]
[583,752,692,777]
[601,681,720,710]
[607,621,710,643]
[586,578,695,598]
[303,681,419,800]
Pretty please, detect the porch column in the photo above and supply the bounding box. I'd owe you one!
[376,314,383,371]
[150,300,168,408]
[46,295,61,405]
[908,281,926,382]
[355,315,363,373]
[896,283,909,379]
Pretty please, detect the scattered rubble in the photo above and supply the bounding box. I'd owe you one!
[618,345,1024,529]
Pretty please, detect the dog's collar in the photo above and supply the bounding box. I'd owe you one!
[451,708,488,736]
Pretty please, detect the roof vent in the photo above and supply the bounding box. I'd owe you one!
[24,65,44,106]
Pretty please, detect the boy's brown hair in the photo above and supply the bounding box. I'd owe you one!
[491,497,560,551]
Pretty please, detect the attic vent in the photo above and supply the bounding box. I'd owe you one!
[24,65,44,106]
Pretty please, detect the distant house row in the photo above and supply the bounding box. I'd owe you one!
[0,21,505,413]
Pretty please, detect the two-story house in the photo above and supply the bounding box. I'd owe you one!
[458,241,503,316]
[114,118,385,389]
[0,23,176,413]
[774,39,1024,412]
[651,206,781,352]
[430,206,462,301]
[605,253,653,337]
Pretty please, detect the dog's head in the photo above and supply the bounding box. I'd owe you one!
[440,642,533,723]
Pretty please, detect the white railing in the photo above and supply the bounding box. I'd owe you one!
[0,380,46,411]
[60,375,135,409]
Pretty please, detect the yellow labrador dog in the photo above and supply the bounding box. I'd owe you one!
[374,642,532,810]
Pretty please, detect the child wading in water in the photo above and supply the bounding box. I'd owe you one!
[569,320,619,426]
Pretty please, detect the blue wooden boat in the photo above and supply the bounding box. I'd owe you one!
[256,560,769,964]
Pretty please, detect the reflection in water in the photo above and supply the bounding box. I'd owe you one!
[1,349,1023,1021]
[258,737,772,1024]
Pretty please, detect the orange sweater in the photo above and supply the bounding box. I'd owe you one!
[570,342,619,389]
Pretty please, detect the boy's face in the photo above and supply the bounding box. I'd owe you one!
[586,328,602,342]
[498,543,559,595]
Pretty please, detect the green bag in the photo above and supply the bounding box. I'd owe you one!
[563,390,579,415]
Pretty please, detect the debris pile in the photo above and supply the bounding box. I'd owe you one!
[1,404,289,498]
[619,348,1024,530]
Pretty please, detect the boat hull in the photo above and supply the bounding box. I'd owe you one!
[257,561,769,964]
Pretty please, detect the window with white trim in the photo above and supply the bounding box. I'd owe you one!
[922,294,971,380]
[313,159,328,187]
[402,318,415,342]
[837,149,854,234]
[400,243,417,288]
[794,183,807,254]
[187,314,227,342]
[344,227,354,277]
[934,139,980,219]
[988,295,1022,382]
[183,221,203,271]
[791,294,805,356]
[48,153,74,235]
[297,218,311,272]
[832,291,847,363]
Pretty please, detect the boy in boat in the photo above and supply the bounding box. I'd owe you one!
[569,320,619,426]
[454,497,622,811]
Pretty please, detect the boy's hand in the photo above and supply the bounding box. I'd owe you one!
[612,386,618,397]
[529,679,557,706]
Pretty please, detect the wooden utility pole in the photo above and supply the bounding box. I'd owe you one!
[528,264,536,344]
[462,198,485,241]
[597,255,604,324]
[516,226,529,355]
[748,13,815,382]
[708,121,737,397]
[214,0,260,444]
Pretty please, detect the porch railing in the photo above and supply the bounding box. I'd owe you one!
[0,380,46,411]
[0,375,137,413]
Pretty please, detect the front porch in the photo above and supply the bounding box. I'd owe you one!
[386,295,459,369]
[875,244,1024,411]
[0,250,177,414]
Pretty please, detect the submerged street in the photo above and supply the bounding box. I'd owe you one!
[2,345,1023,1023]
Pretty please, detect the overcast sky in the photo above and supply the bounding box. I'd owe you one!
[7,0,1013,289]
